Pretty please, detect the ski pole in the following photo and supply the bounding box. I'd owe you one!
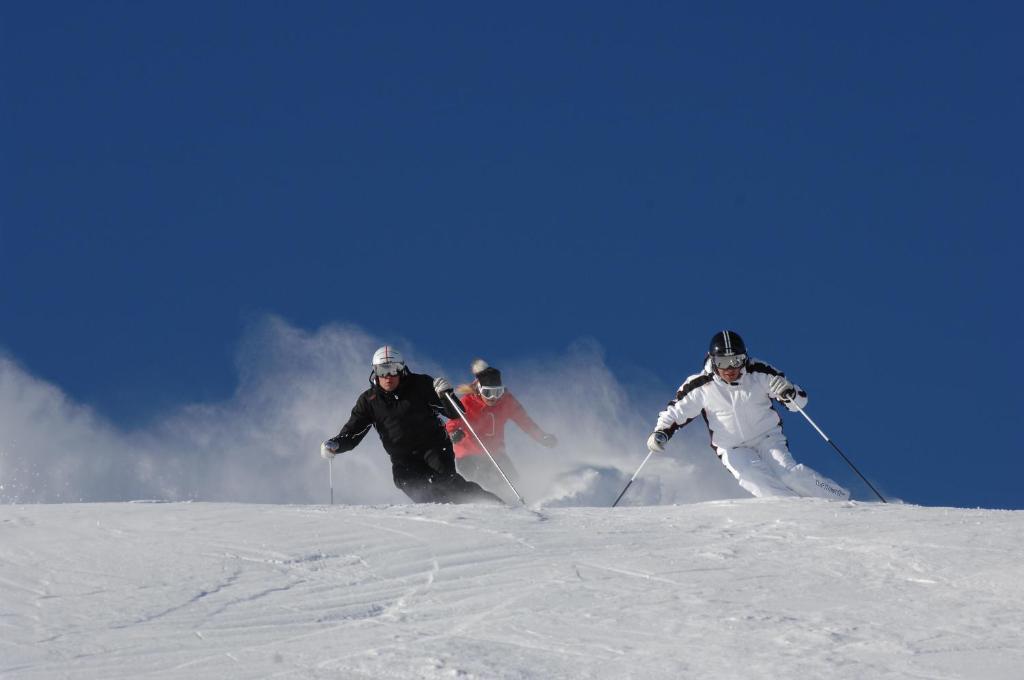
[444,392,526,505]
[790,401,887,503]
[612,449,655,508]
[329,457,334,505]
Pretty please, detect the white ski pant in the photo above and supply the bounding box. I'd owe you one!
[716,430,849,500]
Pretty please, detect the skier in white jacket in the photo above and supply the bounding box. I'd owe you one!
[647,330,849,500]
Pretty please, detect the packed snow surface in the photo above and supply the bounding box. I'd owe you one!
[2,499,1022,679]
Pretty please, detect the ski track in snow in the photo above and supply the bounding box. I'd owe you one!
[1,500,1023,679]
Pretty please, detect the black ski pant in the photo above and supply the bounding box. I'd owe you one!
[390,445,503,505]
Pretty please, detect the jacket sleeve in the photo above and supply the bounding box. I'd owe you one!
[750,360,809,412]
[654,376,708,439]
[330,394,374,453]
[506,393,547,441]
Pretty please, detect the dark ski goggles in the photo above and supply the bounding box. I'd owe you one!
[479,385,506,400]
[373,362,405,377]
[712,353,747,369]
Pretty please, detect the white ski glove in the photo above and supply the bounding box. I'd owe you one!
[540,433,558,448]
[433,377,453,395]
[647,431,668,453]
[769,375,796,401]
[320,439,340,460]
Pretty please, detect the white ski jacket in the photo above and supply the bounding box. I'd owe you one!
[654,357,808,449]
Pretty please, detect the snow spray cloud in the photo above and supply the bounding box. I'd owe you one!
[0,319,745,505]
[0,320,404,504]
[461,340,745,507]
[0,355,146,503]
[138,318,408,505]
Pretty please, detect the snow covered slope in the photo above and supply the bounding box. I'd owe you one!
[2,499,1021,679]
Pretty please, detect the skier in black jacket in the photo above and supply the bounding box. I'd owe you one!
[321,346,503,504]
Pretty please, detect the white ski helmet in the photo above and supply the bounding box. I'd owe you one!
[371,345,407,378]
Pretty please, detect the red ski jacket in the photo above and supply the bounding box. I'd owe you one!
[444,391,546,459]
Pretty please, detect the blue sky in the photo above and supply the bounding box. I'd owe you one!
[2,3,1021,509]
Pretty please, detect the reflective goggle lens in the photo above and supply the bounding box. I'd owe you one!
[374,362,404,377]
[479,385,506,400]
[712,353,747,369]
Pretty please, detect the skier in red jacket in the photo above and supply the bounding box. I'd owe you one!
[444,359,557,496]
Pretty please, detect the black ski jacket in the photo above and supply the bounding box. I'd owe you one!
[329,373,464,461]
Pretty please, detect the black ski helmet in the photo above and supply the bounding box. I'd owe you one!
[708,330,747,357]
